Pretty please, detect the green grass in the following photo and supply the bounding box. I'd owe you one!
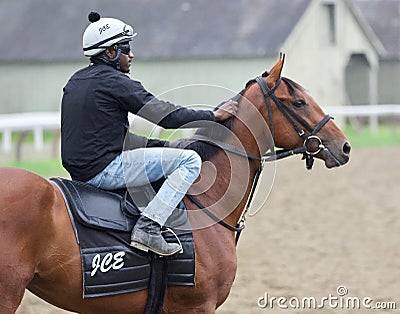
[343,125,400,148]
[0,158,68,178]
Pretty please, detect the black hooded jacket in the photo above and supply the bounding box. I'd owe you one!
[61,60,215,181]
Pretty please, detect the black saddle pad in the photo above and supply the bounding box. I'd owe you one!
[51,177,195,299]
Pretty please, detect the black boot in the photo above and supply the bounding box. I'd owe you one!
[130,216,182,256]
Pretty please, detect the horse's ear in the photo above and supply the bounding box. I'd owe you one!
[266,52,285,88]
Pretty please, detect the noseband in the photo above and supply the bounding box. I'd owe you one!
[255,76,332,170]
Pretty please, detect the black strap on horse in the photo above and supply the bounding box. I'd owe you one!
[187,73,333,244]
[189,134,261,161]
[144,256,168,314]
[185,135,259,245]
[186,193,245,235]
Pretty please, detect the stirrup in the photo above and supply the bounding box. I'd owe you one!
[162,227,183,254]
[130,227,183,257]
[130,240,182,257]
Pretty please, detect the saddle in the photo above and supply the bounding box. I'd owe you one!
[50,178,195,302]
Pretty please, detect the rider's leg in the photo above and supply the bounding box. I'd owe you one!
[124,148,201,225]
[86,147,202,255]
[123,148,202,256]
[85,154,126,189]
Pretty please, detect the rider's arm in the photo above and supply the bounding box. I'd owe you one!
[115,77,216,128]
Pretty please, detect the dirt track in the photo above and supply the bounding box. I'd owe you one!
[18,146,400,313]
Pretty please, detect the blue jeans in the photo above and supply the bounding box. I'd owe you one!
[86,148,202,226]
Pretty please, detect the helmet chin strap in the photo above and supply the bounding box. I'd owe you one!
[96,46,123,71]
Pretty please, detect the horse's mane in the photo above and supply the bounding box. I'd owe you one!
[185,105,233,161]
[185,71,305,160]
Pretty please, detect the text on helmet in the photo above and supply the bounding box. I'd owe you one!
[99,24,110,35]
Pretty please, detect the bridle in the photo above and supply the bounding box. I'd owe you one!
[255,76,333,170]
[187,74,333,244]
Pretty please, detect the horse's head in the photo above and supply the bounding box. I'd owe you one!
[248,54,350,169]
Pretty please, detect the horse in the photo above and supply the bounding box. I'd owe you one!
[0,54,350,313]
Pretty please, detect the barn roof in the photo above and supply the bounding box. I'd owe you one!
[353,0,400,60]
[0,0,310,62]
[0,0,398,62]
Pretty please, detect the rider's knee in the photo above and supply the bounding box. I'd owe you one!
[182,150,202,176]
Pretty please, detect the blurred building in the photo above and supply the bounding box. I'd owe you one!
[0,0,398,114]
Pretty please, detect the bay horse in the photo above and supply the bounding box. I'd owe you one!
[0,55,350,313]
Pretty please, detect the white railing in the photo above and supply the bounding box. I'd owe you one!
[0,106,399,158]
[323,104,400,133]
[0,112,60,152]
[325,104,400,117]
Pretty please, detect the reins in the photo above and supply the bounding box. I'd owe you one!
[189,134,261,161]
[187,73,333,244]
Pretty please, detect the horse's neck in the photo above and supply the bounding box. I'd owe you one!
[191,96,268,230]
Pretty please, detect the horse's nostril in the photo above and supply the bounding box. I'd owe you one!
[343,142,351,155]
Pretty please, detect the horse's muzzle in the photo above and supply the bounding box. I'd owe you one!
[322,140,351,168]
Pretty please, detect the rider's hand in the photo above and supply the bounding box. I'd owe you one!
[213,99,238,121]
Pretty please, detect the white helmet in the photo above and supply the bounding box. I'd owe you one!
[82,12,137,57]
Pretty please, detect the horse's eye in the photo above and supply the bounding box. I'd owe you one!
[293,99,305,108]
